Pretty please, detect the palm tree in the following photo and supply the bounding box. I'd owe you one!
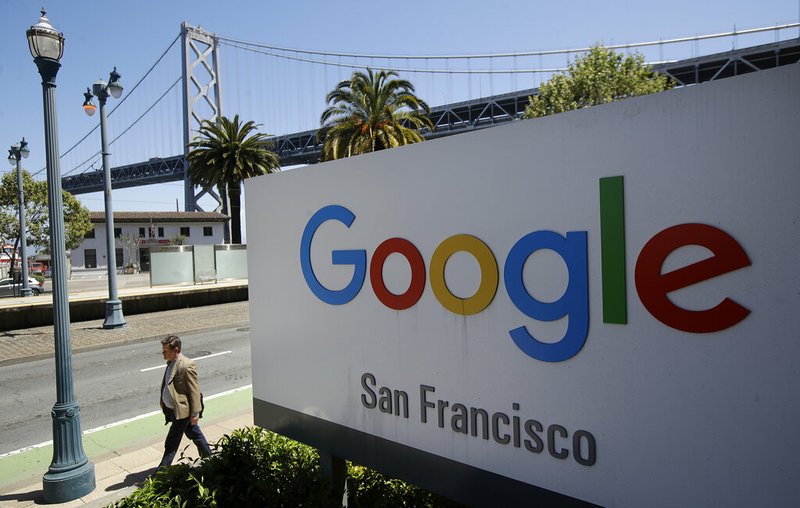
[186,115,280,244]
[319,68,433,160]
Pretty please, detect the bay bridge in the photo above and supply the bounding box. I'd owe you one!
[53,22,800,212]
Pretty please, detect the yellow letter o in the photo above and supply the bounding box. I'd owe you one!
[429,234,498,315]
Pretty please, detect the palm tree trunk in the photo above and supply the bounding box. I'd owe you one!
[218,182,231,244]
[228,183,242,244]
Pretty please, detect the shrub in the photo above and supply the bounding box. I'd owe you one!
[111,427,462,507]
[347,464,460,508]
[113,464,216,507]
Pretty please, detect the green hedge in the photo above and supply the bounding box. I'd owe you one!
[111,427,462,507]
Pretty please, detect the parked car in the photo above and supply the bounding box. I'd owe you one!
[0,277,44,296]
[43,268,52,278]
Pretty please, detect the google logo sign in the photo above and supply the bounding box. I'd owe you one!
[300,176,751,363]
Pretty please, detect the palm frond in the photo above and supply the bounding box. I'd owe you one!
[319,68,433,160]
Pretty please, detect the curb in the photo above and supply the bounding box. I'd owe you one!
[84,485,138,507]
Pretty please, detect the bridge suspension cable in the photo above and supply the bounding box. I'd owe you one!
[32,33,182,178]
[62,76,182,178]
[56,19,800,198]
[214,20,800,137]
[216,22,800,63]
[219,41,567,74]
[43,20,800,180]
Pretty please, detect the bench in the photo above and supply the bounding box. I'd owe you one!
[196,270,217,284]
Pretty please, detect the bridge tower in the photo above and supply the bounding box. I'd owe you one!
[180,23,230,242]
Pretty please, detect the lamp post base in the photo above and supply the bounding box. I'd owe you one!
[20,288,32,297]
[103,299,126,329]
[42,459,95,503]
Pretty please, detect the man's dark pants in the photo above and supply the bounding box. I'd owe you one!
[159,408,212,468]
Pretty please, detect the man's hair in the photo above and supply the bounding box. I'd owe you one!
[161,335,182,351]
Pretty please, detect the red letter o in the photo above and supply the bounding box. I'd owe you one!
[370,238,426,310]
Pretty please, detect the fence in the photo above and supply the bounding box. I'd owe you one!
[149,244,247,287]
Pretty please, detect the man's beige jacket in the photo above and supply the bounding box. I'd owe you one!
[160,353,202,420]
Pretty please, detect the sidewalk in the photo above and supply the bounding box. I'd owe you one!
[0,386,254,507]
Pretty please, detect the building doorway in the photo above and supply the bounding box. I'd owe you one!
[138,248,151,272]
[85,249,97,269]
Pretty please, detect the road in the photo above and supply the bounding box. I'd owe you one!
[64,271,152,293]
[4,272,152,297]
[0,324,251,455]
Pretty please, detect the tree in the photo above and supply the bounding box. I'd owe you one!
[319,68,433,161]
[522,45,673,119]
[0,169,92,274]
[119,233,141,271]
[186,115,281,244]
[169,233,186,246]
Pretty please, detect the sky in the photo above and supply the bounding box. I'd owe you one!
[1,0,798,219]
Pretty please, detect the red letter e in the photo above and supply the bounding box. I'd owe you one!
[635,223,751,333]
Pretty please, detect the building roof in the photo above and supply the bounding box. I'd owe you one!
[89,211,229,224]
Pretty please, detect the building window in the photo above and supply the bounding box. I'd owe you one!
[85,249,97,269]
[84,228,96,239]
[139,227,145,237]
[114,227,122,238]
[203,226,213,237]
[115,248,124,266]
[158,227,164,237]
[180,227,190,237]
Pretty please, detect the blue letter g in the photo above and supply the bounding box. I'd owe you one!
[300,205,366,305]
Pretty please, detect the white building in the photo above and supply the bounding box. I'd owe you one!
[72,211,228,272]
[0,249,12,278]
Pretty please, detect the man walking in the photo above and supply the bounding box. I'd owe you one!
[158,335,212,469]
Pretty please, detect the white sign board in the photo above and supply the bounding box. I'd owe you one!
[247,65,800,507]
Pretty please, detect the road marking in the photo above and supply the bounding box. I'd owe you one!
[0,384,252,459]
[140,350,233,372]
[205,384,251,401]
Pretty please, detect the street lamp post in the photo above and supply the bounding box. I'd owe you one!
[27,9,95,502]
[7,139,32,297]
[83,69,126,328]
